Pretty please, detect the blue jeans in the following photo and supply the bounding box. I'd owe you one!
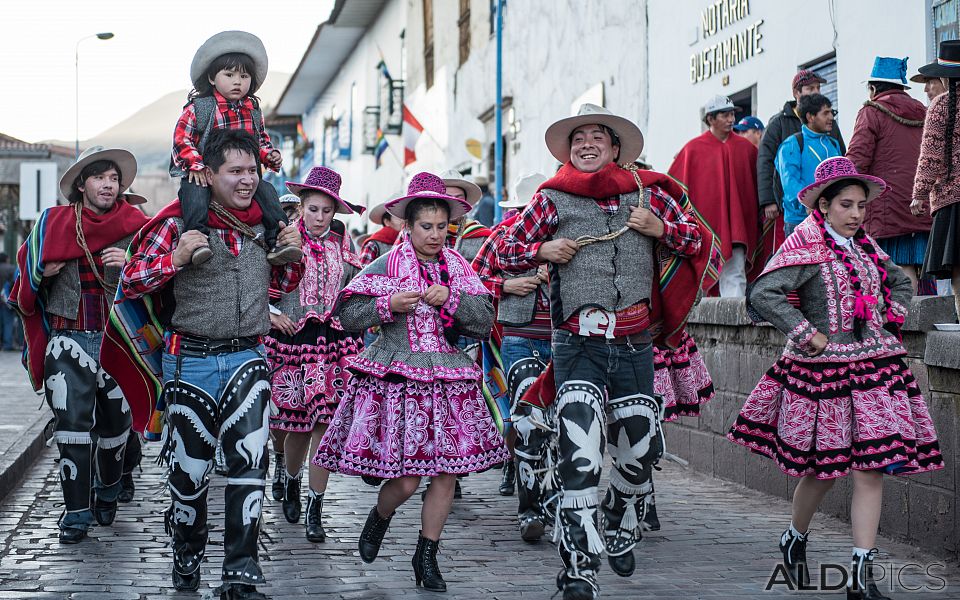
[0,303,14,350]
[784,222,800,237]
[500,335,552,371]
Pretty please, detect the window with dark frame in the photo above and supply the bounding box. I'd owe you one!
[423,0,435,89]
[803,53,839,107]
[459,0,471,66]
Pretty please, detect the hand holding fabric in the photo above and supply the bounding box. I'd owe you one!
[423,284,450,306]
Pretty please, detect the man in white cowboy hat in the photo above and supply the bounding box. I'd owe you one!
[441,170,491,264]
[496,103,702,600]
[117,129,303,600]
[7,146,149,544]
[670,94,766,297]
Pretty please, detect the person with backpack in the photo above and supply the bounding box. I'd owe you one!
[757,70,846,223]
[775,93,843,236]
[171,30,300,267]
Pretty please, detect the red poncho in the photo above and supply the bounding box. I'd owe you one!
[669,131,769,291]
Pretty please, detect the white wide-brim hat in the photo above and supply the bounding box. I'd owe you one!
[191,31,268,94]
[368,201,393,225]
[439,170,483,206]
[502,172,547,209]
[59,146,137,201]
[545,103,644,164]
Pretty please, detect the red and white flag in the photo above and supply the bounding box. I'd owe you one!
[402,104,423,166]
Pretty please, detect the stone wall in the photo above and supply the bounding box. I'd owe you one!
[665,296,959,559]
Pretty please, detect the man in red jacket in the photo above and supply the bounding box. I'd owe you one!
[847,57,931,292]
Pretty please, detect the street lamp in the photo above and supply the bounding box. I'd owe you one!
[75,32,114,158]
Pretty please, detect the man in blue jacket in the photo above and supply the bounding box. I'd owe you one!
[775,93,842,236]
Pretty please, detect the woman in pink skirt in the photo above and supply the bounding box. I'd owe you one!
[728,157,944,600]
[266,166,363,542]
[315,172,509,593]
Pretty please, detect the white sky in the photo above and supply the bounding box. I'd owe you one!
[1,0,334,143]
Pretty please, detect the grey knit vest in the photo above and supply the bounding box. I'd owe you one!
[169,219,272,339]
[496,268,542,327]
[544,188,654,326]
[45,234,133,321]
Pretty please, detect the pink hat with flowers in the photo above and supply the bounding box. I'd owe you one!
[385,172,472,221]
[285,166,362,215]
[798,157,886,209]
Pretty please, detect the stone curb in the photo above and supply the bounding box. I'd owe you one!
[0,408,48,504]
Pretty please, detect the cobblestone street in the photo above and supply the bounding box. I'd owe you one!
[1,436,958,599]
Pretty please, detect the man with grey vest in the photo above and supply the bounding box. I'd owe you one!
[496,104,702,600]
[8,147,149,543]
[121,129,303,600]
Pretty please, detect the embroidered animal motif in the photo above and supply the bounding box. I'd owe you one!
[518,460,537,491]
[47,336,98,373]
[563,417,603,475]
[172,501,197,526]
[170,428,212,488]
[97,370,129,413]
[242,490,264,525]
[607,426,652,478]
[46,371,68,411]
[59,458,78,481]
[235,407,270,469]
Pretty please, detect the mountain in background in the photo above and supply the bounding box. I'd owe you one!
[45,72,291,172]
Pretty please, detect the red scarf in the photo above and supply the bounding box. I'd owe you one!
[40,200,149,263]
[367,225,399,246]
[539,162,686,202]
[207,199,263,229]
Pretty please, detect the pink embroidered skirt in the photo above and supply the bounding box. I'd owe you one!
[727,354,944,480]
[265,320,362,432]
[655,331,715,422]
[314,374,509,478]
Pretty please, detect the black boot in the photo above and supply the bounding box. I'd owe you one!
[58,526,87,544]
[358,506,393,563]
[847,549,893,600]
[118,431,141,503]
[118,473,136,503]
[215,582,269,600]
[498,460,515,496]
[413,532,446,592]
[172,566,201,592]
[779,528,810,589]
[271,452,285,502]
[305,493,326,543]
[94,495,119,526]
[454,478,463,499]
[556,557,599,600]
[518,511,546,543]
[641,496,660,532]
[282,472,302,524]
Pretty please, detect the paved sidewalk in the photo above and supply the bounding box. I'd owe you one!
[0,351,50,504]
[0,441,957,600]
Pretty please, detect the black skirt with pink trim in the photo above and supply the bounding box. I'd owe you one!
[727,354,943,480]
[265,320,362,433]
[655,331,716,422]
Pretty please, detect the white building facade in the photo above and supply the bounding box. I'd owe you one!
[275,0,407,230]
[277,0,951,229]
[645,0,938,170]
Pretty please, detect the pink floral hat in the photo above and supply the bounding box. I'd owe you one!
[798,157,886,209]
[385,172,472,221]
[285,166,361,215]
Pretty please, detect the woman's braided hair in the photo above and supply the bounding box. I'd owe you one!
[812,180,902,340]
